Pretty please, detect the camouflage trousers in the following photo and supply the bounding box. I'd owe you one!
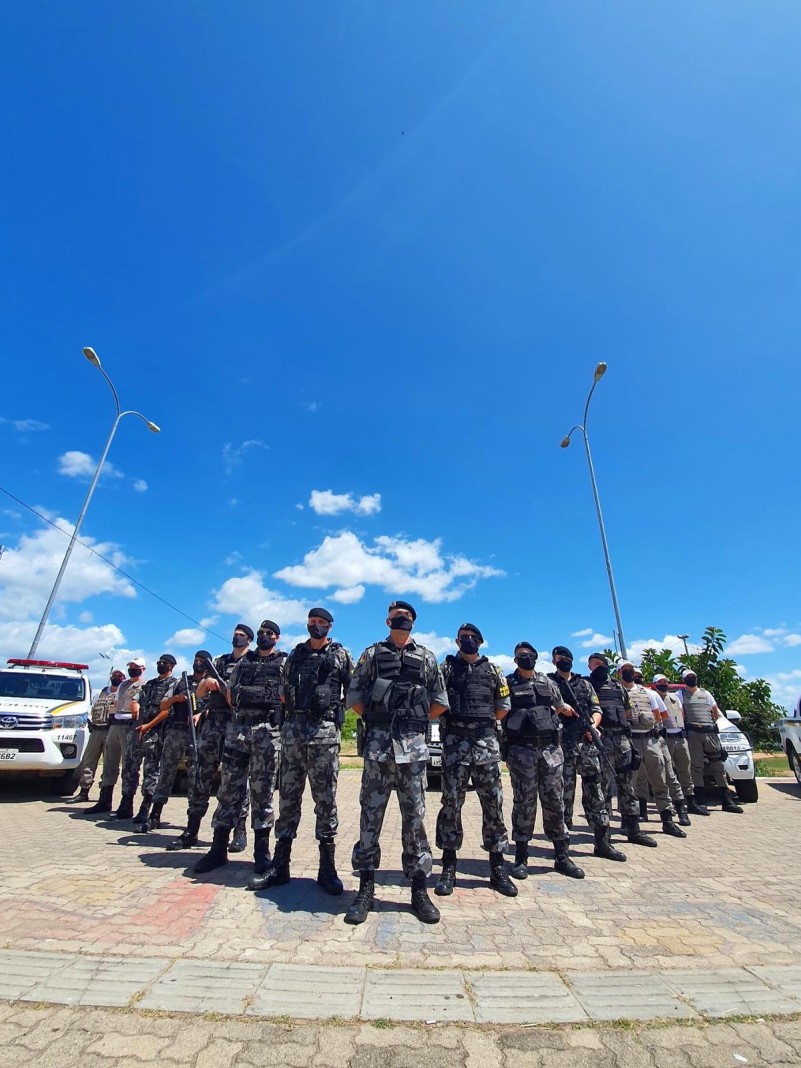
[275,715,339,842]
[212,719,280,832]
[665,732,694,797]
[153,728,195,806]
[189,714,249,824]
[636,734,684,806]
[140,728,164,797]
[121,723,163,798]
[351,724,431,878]
[562,740,610,832]
[436,728,508,852]
[599,730,640,819]
[687,728,727,789]
[631,732,676,817]
[506,741,566,843]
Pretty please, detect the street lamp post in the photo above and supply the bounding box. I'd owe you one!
[560,362,628,658]
[27,347,160,659]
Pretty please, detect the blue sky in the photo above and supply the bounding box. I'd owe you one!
[1,2,800,707]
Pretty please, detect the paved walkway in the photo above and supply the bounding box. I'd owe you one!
[0,772,799,1031]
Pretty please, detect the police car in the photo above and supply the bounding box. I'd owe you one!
[711,709,758,803]
[0,659,91,793]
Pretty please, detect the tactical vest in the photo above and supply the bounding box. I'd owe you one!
[166,675,200,727]
[682,688,715,728]
[589,675,629,730]
[139,675,176,725]
[445,656,496,723]
[233,651,286,722]
[548,672,590,743]
[505,671,560,739]
[662,691,685,731]
[365,641,430,725]
[285,642,343,717]
[207,653,248,714]
[627,684,657,732]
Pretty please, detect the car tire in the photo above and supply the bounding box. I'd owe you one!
[55,767,83,795]
[788,747,801,786]
[735,778,759,804]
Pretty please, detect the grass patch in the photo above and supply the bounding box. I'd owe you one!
[755,755,793,777]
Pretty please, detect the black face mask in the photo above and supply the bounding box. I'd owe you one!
[458,636,480,655]
[308,623,330,640]
[516,655,537,671]
[389,615,413,632]
[257,635,276,650]
[232,635,249,649]
[655,684,669,694]
[555,658,573,673]
[110,675,124,687]
[620,668,636,683]
[684,677,697,688]
[157,661,171,674]
[128,666,143,679]
[193,661,206,674]
[590,666,609,683]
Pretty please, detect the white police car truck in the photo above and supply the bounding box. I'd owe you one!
[0,659,91,793]
[713,709,758,803]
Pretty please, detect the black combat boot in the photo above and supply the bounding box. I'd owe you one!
[676,801,692,827]
[140,801,163,832]
[317,838,344,895]
[510,842,529,880]
[686,788,710,816]
[623,815,658,847]
[84,786,114,815]
[593,827,627,862]
[344,870,375,925]
[719,786,744,814]
[133,793,152,825]
[661,811,687,838]
[553,837,585,879]
[489,851,518,897]
[435,849,457,896]
[166,813,202,850]
[410,873,441,924]
[110,793,135,820]
[229,820,247,853]
[247,837,291,890]
[253,829,271,874]
[638,797,649,822]
[70,786,91,803]
[194,826,230,873]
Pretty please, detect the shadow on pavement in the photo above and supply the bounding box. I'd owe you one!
[767,781,800,797]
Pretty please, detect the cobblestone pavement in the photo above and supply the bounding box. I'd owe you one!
[4,1001,801,1068]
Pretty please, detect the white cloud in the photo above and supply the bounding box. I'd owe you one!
[0,418,49,433]
[762,670,801,713]
[0,521,136,619]
[58,450,123,480]
[414,631,455,658]
[783,634,801,647]
[222,440,268,475]
[274,531,502,604]
[727,634,775,656]
[166,627,207,647]
[571,628,593,638]
[303,401,321,414]
[78,611,94,624]
[330,585,366,604]
[132,479,148,493]
[224,551,243,567]
[229,498,241,508]
[762,628,786,638]
[211,570,311,628]
[308,490,382,517]
[625,634,702,663]
[487,653,518,675]
[576,631,613,649]
[0,619,127,685]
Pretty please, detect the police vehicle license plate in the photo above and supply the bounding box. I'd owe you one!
[0,750,18,761]
[430,756,442,767]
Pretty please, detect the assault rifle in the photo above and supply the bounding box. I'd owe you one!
[558,674,618,778]
[181,671,201,790]
[199,655,233,708]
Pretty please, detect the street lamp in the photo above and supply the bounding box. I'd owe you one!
[27,347,160,658]
[560,361,628,657]
[678,634,690,657]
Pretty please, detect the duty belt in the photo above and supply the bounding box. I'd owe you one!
[602,725,630,734]
[88,722,109,732]
[508,730,560,747]
[686,723,716,733]
[235,709,281,727]
[667,729,687,739]
[445,721,496,738]
[286,709,336,723]
[631,728,659,739]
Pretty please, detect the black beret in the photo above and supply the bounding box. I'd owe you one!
[158,653,177,666]
[235,623,254,641]
[260,619,281,635]
[458,622,484,643]
[515,642,538,656]
[308,607,334,624]
[588,652,608,665]
[195,650,213,661]
[388,600,417,621]
[552,646,573,660]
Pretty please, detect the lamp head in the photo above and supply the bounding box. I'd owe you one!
[593,361,608,382]
[560,436,571,449]
[146,422,161,434]
[83,347,101,368]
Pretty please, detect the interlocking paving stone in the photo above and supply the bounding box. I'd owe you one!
[25,955,167,1007]
[750,965,801,1003]
[566,969,697,1021]
[0,949,72,999]
[248,963,365,1018]
[663,967,801,1017]
[468,970,588,1024]
[138,959,267,1014]
[362,969,474,1022]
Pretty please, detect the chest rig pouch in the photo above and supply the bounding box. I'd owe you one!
[593,677,629,730]
[445,656,495,724]
[140,676,175,725]
[285,642,343,725]
[506,673,560,738]
[367,643,430,728]
[234,652,286,724]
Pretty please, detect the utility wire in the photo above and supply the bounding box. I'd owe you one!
[0,484,228,644]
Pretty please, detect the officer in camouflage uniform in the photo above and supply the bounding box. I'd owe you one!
[138,652,210,832]
[115,654,176,826]
[618,660,686,839]
[548,645,626,863]
[503,643,584,881]
[433,624,518,896]
[195,620,287,877]
[166,624,255,852]
[345,601,447,925]
[249,608,353,895]
[679,670,743,814]
[585,653,657,847]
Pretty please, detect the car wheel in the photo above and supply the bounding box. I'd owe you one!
[735,778,759,804]
[788,747,801,786]
[55,767,83,795]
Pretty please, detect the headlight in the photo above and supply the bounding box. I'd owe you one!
[50,714,88,729]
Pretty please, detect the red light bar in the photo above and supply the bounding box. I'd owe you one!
[7,659,89,671]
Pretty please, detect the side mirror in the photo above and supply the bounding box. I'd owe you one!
[724,709,742,722]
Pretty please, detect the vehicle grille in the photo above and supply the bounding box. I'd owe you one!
[0,713,50,730]
[0,738,45,753]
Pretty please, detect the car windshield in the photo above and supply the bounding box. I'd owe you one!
[0,671,85,702]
